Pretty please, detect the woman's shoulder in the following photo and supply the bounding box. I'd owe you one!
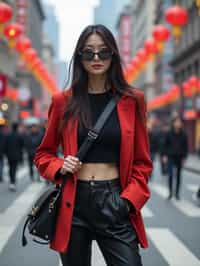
[130,87,145,99]
[124,87,145,104]
[52,88,72,106]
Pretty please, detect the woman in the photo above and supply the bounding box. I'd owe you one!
[34,24,152,266]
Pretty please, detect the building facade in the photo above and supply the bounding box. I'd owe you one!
[131,0,157,100]
[42,2,60,61]
[15,0,45,120]
[170,0,200,152]
[94,0,130,36]
[116,5,132,67]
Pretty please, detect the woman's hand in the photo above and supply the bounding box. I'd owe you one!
[60,155,82,175]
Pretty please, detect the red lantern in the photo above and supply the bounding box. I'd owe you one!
[144,38,158,53]
[31,58,43,71]
[183,81,192,97]
[0,3,13,24]
[144,38,158,60]
[4,23,23,48]
[136,48,149,62]
[4,22,23,39]
[131,56,142,70]
[165,5,188,41]
[152,25,170,51]
[15,36,31,53]
[23,48,38,63]
[188,75,199,94]
[153,25,170,42]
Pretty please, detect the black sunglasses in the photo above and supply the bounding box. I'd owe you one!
[79,48,113,61]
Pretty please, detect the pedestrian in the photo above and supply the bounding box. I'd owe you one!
[158,123,169,176]
[0,124,6,183]
[24,124,42,182]
[162,116,188,200]
[4,123,24,191]
[34,24,152,266]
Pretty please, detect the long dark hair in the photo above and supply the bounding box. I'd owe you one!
[62,24,138,129]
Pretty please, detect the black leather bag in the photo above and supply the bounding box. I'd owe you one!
[21,94,120,246]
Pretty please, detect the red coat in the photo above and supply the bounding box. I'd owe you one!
[34,89,153,253]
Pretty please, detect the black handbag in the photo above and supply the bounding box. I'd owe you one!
[21,93,120,246]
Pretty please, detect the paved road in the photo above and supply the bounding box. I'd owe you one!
[0,160,200,266]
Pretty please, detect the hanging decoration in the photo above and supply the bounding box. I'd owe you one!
[15,36,31,53]
[144,37,158,61]
[152,24,170,52]
[165,5,188,42]
[3,22,23,48]
[0,3,13,34]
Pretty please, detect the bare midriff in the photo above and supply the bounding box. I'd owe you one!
[77,163,119,180]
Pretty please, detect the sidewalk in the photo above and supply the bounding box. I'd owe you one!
[184,154,200,174]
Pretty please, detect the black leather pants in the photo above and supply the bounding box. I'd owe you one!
[60,178,142,266]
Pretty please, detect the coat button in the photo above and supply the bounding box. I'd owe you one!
[66,201,71,208]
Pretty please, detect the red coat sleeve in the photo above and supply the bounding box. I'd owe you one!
[34,94,65,184]
[120,92,153,212]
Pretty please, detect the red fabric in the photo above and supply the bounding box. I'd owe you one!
[34,89,153,253]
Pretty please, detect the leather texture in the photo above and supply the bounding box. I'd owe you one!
[60,178,142,266]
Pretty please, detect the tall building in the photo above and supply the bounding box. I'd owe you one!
[154,0,174,96]
[42,2,60,61]
[131,0,157,100]
[116,5,132,66]
[57,61,68,90]
[16,0,45,120]
[0,0,18,122]
[94,0,130,35]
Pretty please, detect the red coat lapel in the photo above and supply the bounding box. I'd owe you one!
[117,96,135,188]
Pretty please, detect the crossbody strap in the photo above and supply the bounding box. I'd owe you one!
[76,93,120,161]
[62,93,121,186]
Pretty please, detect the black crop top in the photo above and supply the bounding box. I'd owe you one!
[78,90,121,164]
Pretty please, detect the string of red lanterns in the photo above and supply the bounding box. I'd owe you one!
[147,76,200,111]
[164,4,188,42]
[124,1,189,84]
[0,2,59,97]
[124,24,170,84]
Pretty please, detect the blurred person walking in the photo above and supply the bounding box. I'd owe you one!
[24,124,43,182]
[163,117,188,200]
[4,123,24,191]
[158,123,169,176]
[34,25,152,266]
[0,124,6,182]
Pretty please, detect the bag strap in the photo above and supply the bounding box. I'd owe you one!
[62,93,121,186]
[76,93,120,161]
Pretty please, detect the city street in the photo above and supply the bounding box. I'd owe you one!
[0,160,200,266]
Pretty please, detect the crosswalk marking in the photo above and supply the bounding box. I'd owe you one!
[152,184,200,217]
[142,206,154,217]
[183,169,200,180]
[0,183,44,254]
[147,228,200,266]
[3,165,29,182]
[0,168,199,266]
[187,184,198,193]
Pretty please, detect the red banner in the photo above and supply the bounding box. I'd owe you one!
[0,74,7,97]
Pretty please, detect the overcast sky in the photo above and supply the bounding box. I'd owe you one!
[46,0,99,61]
